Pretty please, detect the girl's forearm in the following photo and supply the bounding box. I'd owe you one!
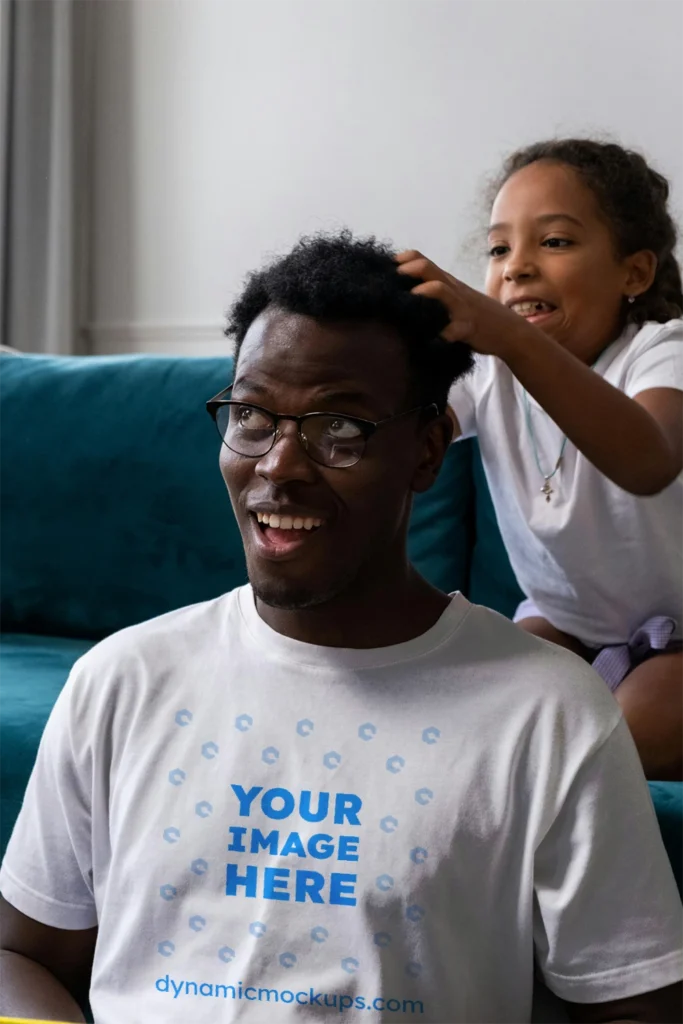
[503,326,677,495]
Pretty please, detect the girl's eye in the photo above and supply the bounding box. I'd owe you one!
[542,237,574,248]
[488,244,509,258]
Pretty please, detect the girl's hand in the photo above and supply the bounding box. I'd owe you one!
[395,250,536,359]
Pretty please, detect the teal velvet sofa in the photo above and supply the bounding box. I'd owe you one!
[1,352,681,902]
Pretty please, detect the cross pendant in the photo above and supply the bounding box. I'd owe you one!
[541,480,553,502]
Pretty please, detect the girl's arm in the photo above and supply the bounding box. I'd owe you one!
[502,333,681,495]
[399,252,682,495]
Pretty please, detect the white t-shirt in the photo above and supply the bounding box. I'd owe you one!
[1,588,681,1024]
[449,319,683,647]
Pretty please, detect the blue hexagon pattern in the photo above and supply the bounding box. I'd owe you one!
[406,904,425,923]
[380,815,398,833]
[262,746,279,765]
[341,957,359,974]
[415,787,434,806]
[296,719,314,737]
[235,714,253,732]
[191,858,208,876]
[323,751,341,770]
[157,940,175,957]
[201,741,219,760]
[358,722,377,741]
[279,952,297,969]
[375,874,394,892]
[175,710,193,727]
[218,946,235,963]
[311,926,328,943]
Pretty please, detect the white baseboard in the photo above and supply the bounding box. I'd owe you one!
[84,322,233,357]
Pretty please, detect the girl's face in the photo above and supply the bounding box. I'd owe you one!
[485,160,644,362]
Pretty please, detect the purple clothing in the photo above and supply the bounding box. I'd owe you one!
[513,599,679,691]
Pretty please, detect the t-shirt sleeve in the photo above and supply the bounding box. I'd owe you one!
[448,354,497,438]
[533,716,683,1003]
[624,320,683,397]
[0,663,97,930]
[447,377,477,439]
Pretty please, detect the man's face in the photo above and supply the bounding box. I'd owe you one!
[220,307,448,610]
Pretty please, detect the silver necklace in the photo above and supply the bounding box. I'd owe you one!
[521,349,609,502]
[522,389,567,502]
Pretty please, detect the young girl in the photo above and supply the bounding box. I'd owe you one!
[397,139,682,781]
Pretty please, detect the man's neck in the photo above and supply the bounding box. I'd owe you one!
[255,564,451,649]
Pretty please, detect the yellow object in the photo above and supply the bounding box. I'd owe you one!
[0,1018,77,1023]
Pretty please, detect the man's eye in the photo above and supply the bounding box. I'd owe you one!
[237,407,271,430]
[542,237,574,248]
[327,418,363,440]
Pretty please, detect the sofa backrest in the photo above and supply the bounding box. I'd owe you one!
[1,354,479,639]
[1,355,241,638]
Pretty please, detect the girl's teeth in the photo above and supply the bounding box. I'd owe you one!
[512,301,553,316]
[293,518,304,530]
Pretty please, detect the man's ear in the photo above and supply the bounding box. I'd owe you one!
[411,413,454,494]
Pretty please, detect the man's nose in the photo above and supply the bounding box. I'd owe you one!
[255,420,318,485]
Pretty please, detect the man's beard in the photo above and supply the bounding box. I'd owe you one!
[249,562,360,613]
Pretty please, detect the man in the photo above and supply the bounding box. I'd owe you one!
[0,232,681,1023]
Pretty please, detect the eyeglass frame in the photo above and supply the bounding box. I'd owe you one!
[206,384,438,468]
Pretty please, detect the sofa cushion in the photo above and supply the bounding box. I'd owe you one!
[0,633,94,858]
[409,438,474,595]
[468,441,524,617]
[649,782,683,894]
[1,355,242,638]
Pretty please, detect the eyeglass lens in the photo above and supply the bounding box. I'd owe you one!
[215,404,367,468]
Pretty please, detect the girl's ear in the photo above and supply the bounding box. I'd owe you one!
[411,413,454,495]
[623,249,658,298]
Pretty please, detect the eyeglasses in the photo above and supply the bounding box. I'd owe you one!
[206,386,437,469]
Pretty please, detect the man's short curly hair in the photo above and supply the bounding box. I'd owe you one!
[226,230,473,413]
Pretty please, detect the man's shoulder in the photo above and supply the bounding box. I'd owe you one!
[456,601,621,729]
[67,587,244,690]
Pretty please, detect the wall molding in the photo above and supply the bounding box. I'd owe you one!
[84,322,232,357]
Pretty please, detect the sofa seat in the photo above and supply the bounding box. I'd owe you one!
[0,633,94,859]
[649,781,683,893]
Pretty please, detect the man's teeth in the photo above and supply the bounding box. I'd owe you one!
[511,301,554,316]
[256,512,323,531]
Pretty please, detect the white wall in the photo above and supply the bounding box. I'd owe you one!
[87,0,683,356]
